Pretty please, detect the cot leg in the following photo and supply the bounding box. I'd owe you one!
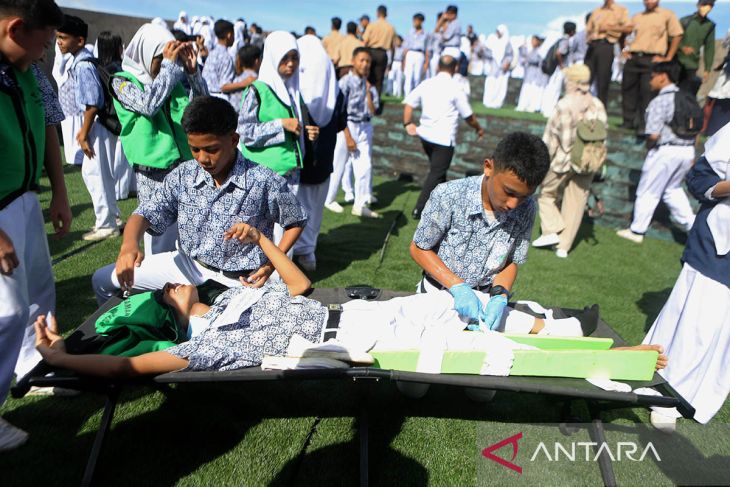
[358,405,369,487]
[588,416,617,487]
[81,389,119,487]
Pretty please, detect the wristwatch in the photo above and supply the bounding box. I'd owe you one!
[489,285,512,300]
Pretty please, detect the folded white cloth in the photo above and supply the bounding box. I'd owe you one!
[587,377,631,392]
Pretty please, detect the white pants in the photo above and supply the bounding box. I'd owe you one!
[293,178,329,258]
[81,122,120,229]
[540,69,564,118]
[91,250,242,305]
[326,121,373,209]
[136,170,179,255]
[114,142,136,201]
[0,193,55,403]
[61,116,82,166]
[483,70,510,108]
[643,264,730,424]
[516,81,545,112]
[403,51,425,97]
[429,51,441,78]
[630,145,696,234]
[387,60,404,97]
[273,170,300,259]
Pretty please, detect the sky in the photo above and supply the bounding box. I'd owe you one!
[59,0,730,39]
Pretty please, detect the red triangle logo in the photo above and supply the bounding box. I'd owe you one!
[481,432,523,474]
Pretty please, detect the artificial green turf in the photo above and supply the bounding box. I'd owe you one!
[1,164,727,486]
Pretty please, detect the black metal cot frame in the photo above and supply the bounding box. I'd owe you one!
[11,290,695,487]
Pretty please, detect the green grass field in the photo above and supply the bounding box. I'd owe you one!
[1,162,727,486]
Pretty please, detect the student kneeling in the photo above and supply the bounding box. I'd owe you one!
[92,96,307,304]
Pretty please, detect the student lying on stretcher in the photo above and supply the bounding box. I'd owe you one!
[34,223,668,378]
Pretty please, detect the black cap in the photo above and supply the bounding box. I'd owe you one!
[58,14,88,39]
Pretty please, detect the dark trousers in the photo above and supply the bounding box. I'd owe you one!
[586,41,614,107]
[414,138,455,212]
[678,65,702,95]
[367,48,388,96]
[621,54,655,132]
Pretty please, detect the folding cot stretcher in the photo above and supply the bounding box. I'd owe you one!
[11,288,695,487]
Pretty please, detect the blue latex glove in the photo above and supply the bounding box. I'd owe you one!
[449,283,482,322]
[480,294,509,331]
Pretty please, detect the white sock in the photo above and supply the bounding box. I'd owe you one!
[501,309,536,334]
[542,317,583,337]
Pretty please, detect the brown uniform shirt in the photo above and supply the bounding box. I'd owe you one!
[336,34,364,68]
[628,6,684,55]
[322,30,344,64]
[586,2,630,43]
[362,18,396,50]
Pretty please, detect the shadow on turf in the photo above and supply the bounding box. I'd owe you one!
[636,287,673,332]
[2,377,636,485]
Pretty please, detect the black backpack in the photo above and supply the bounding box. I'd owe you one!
[79,58,122,136]
[540,40,561,75]
[666,89,703,139]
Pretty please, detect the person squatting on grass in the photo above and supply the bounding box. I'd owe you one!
[0,0,71,451]
[91,96,307,304]
[111,22,208,255]
[34,220,668,379]
[410,132,549,332]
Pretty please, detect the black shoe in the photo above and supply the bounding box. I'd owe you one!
[619,122,636,131]
[575,304,599,337]
[411,208,422,220]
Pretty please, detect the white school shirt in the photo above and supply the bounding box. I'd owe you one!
[403,72,473,147]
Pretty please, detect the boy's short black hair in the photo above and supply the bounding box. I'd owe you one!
[352,46,371,59]
[360,14,370,22]
[563,21,577,35]
[0,0,63,29]
[214,19,234,39]
[237,45,261,69]
[446,5,458,14]
[182,96,238,135]
[347,21,358,35]
[377,5,387,16]
[413,13,425,22]
[58,14,87,39]
[304,26,316,35]
[492,132,550,188]
[652,61,680,84]
[331,17,341,30]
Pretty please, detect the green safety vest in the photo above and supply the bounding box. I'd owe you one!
[112,71,191,169]
[240,80,303,176]
[0,65,45,209]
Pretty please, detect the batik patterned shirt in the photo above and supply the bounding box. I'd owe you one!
[165,280,327,371]
[134,151,307,271]
[31,64,64,125]
[413,176,535,288]
[111,59,208,117]
[645,84,695,146]
[339,73,379,123]
[202,43,235,94]
[58,48,104,117]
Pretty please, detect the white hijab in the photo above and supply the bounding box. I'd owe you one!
[229,19,248,59]
[703,122,730,255]
[122,23,175,85]
[259,31,302,120]
[174,11,192,35]
[296,34,337,127]
[151,17,169,31]
[487,24,510,63]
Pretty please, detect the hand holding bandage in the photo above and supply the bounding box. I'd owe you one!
[480,294,508,331]
[448,283,482,322]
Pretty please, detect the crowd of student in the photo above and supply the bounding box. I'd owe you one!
[0,0,728,456]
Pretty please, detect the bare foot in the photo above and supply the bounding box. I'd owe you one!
[613,344,667,370]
